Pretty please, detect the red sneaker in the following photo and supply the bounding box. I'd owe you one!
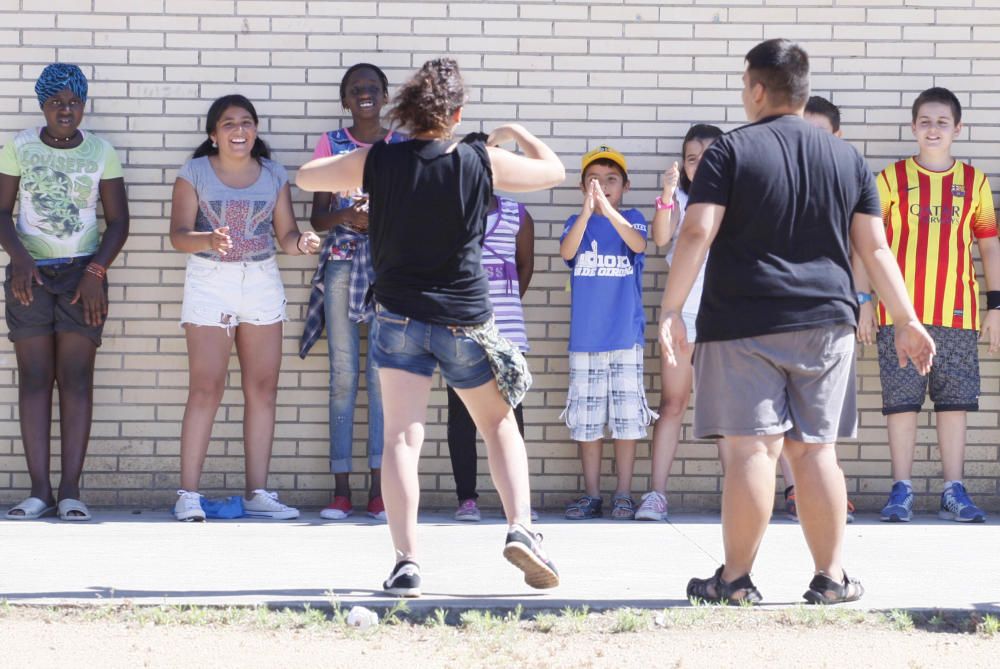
[320,495,352,520]
[367,496,386,521]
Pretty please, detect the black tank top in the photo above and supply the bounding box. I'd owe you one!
[363,132,494,325]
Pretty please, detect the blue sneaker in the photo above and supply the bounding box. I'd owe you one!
[939,483,986,523]
[880,481,913,522]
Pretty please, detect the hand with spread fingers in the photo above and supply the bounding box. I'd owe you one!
[894,319,936,375]
[857,301,878,345]
[980,309,1000,353]
[9,252,43,306]
[70,271,107,326]
[658,309,690,368]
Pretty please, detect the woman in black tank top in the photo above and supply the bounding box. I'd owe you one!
[298,58,565,598]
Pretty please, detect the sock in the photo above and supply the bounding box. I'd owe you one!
[895,479,913,489]
[944,480,962,491]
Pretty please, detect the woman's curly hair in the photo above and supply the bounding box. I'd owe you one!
[388,58,466,136]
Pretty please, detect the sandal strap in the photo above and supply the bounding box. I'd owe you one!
[688,565,761,604]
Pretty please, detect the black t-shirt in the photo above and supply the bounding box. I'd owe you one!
[687,114,881,342]
[363,132,494,325]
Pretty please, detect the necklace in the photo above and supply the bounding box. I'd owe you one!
[42,128,80,144]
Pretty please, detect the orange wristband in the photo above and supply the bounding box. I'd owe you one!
[85,262,107,280]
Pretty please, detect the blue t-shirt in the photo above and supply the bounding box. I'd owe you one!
[560,208,647,352]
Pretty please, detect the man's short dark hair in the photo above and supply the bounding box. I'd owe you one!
[911,87,962,125]
[805,95,841,132]
[744,39,810,108]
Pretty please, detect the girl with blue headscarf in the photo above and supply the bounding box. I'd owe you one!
[0,63,130,522]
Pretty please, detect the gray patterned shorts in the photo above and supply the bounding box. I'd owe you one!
[877,324,979,414]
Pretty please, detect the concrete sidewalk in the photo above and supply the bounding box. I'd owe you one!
[2,511,997,613]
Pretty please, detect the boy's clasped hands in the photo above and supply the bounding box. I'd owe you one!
[582,177,615,218]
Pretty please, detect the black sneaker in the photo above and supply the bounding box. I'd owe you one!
[502,524,559,589]
[383,560,421,598]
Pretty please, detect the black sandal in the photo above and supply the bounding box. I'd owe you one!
[686,565,763,605]
[803,571,864,605]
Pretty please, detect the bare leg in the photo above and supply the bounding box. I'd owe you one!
[235,322,282,495]
[452,380,532,528]
[179,325,234,492]
[649,347,693,492]
[719,434,783,582]
[782,439,847,580]
[378,367,433,561]
[13,336,56,507]
[613,439,636,496]
[579,439,602,497]
[936,411,967,483]
[53,332,97,503]
[887,411,918,481]
[778,454,795,488]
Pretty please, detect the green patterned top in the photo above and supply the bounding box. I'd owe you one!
[0,128,123,259]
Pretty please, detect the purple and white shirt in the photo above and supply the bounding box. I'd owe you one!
[483,196,529,351]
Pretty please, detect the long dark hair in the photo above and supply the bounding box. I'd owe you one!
[193,94,270,161]
[678,124,724,193]
[388,58,465,136]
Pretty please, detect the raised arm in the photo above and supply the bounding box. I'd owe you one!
[296,146,370,194]
[486,124,565,192]
[651,162,680,248]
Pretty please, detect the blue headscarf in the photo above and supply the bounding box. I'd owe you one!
[35,63,88,108]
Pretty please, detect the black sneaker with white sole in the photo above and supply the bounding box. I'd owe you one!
[502,523,559,589]
[383,560,421,598]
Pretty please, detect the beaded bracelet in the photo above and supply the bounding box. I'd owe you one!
[85,262,107,280]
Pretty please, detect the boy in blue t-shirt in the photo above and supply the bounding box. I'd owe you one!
[559,146,657,520]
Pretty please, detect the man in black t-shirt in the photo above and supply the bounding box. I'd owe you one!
[658,39,935,605]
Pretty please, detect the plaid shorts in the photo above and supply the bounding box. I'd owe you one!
[877,324,979,414]
[561,344,658,441]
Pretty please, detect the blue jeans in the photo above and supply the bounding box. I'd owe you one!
[370,305,495,389]
[324,260,382,473]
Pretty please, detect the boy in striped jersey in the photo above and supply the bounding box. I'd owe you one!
[863,87,1000,523]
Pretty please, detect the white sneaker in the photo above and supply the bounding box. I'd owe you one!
[634,490,669,521]
[174,490,206,522]
[244,489,299,520]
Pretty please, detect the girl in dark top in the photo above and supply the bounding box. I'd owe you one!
[298,59,565,597]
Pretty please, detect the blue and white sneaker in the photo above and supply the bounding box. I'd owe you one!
[939,482,986,523]
[879,481,913,522]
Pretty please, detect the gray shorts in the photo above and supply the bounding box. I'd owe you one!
[693,325,857,444]
[877,324,979,414]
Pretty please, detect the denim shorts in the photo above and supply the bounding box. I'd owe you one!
[180,255,287,330]
[370,304,495,389]
[4,256,106,346]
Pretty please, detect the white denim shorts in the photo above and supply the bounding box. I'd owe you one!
[180,254,287,330]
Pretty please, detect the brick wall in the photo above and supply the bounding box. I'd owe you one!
[1,0,998,513]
